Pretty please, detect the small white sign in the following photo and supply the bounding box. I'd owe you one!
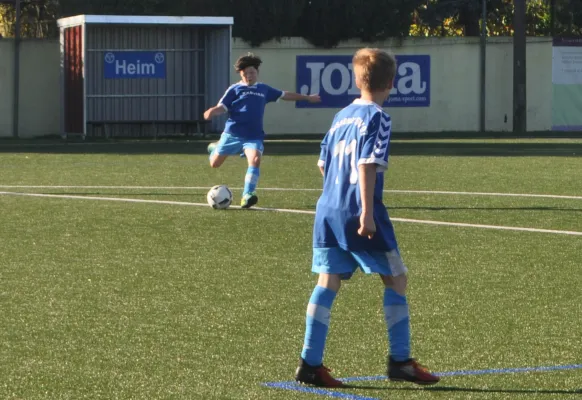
[552,47,582,85]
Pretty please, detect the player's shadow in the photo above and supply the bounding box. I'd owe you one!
[303,205,582,212]
[1,138,582,156]
[57,192,202,197]
[341,384,582,395]
[388,206,582,212]
[387,141,582,157]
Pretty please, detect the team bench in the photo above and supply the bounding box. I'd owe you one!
[85,119,210,139]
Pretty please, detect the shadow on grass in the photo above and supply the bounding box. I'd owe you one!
[342,384,582,395]
[0,139,581,157]
[303,204,582,212]
[53,192,208,197]
[388,206,582,212]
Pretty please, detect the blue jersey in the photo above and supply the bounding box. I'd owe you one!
[218,82,284,140]
[313,99,397,252]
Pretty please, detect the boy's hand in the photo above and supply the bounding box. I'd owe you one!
[307,94,321,103]
[203,109,213,120]
[358,213,376,239]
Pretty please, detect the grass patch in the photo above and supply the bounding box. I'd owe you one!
[1,139,581,399]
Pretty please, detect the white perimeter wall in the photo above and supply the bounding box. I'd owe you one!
[231,37,552,134]
[0,37,552,137]
[0,39,61,138]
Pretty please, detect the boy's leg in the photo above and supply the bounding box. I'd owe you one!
[381,251,439,385]
[301,273,340,366]
[381,273,411,362]
[295,273,343,387]
[209,152,228,169]
[296,247,358,387]
[208,134,242,168]
[240,142,263,208]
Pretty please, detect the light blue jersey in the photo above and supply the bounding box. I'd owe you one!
[313,99,397,253]
[218,82,284,140]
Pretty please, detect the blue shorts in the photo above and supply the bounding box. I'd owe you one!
[312,247,408,280]
[214,133,264,156]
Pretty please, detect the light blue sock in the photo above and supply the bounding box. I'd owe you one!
[384,288,411,362]
[301,285,337,367]
[243,166,260,195]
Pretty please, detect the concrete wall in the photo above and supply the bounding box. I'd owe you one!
[484,38,552,132]
[0,39,60,138]
[231,37,553,134]
[0,40,15,137]
[0,37,554,137]
[18,40,61,138]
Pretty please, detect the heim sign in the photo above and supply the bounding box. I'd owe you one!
[296,55,430,108]
[104,51,166,79]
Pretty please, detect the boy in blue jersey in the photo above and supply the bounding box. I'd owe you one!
[294,48,440,388]
[204,53,320,208]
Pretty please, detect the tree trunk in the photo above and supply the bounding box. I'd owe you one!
[459,5,481,36]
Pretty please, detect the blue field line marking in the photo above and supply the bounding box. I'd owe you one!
[339,363,582,382]
[264,382,379,400]
[264,363,582,398]
[436,363,582,377]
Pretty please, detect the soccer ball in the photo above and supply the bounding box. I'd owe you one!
[207,185,233,209]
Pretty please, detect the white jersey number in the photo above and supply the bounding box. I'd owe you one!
[332,139,358,185]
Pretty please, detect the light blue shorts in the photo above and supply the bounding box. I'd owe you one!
[214,132,264,156]
[312,247,408,280]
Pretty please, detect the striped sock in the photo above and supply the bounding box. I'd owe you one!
[243,166,260,195]
[301,285,337,366]
[384,288,411,362]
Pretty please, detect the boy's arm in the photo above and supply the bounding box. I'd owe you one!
[357,163,377,239]
[203,105,227,120]
[317,133,329,176]
[356,112,390,240]
[282,92,321,103]
[205,85,236,120]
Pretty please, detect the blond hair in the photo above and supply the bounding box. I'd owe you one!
[352,48,396,92]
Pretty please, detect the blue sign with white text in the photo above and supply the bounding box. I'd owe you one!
[296,55,430,108]
[104,51,166,79]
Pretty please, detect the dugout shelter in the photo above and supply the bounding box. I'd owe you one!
[57,15,233,139]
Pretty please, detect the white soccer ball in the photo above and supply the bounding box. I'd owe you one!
[207,185,233,209]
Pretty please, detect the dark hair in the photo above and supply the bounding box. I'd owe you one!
[234,53,262,72]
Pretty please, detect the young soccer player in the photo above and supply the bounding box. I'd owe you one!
[294,48,440,388]
[203,53,320,208]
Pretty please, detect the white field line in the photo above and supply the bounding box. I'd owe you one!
[0,185,581,200]
[386,189,582,201]
[0,191,211,208]
[1,191,581,236]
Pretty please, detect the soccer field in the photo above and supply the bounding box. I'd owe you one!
[1,139,581,399]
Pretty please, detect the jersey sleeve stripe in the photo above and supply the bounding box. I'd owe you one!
[276,91,286,103]
[217,84,237,110]
[373,115,391,158]
[357,157,388,172]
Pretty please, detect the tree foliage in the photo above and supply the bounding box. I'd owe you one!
[412,0,579,37]
[0,0,59,38]
[553,0,582,36]
[298,0,424,47]
[0,0,580,44]
[227,0,308,47]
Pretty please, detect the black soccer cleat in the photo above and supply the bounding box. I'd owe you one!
[240,192,258,209]
[295,359,344,388]
[388,358,440,385]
